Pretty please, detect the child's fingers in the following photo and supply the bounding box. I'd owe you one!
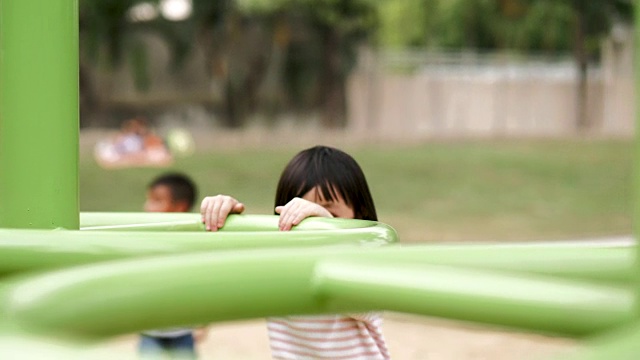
[200,199,208,215]
[216,197,240,229]
[200,195,239,232]
[233,202,245,215]
[281,213,297,231]
[208,198,224,232]
[277,204,293,231]
[278,199,300,231]
[200,197,217,231]
[279,198,324,231]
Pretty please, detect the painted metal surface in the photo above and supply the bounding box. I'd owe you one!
[0,220,631,284]
[0,0,79,230]
[2,247,632,339]
[0,215,398,276]
[79,212,388,231]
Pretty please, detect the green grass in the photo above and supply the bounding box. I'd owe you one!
[80,139,633,243]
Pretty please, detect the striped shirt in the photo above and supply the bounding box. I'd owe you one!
[267,314,390,360]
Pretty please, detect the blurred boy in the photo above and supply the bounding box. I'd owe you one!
[140,172,203,359]
[144,172,196,213]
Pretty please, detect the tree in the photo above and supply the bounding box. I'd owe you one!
[80,0,266,128]
[376,0,634,131]
[79,0,138,126]
[239,0,379,128]
[79,0,379,129]
[566,0,633,131]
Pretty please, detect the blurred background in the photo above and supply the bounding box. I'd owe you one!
[80,0,633,244]
[79,1,634,358]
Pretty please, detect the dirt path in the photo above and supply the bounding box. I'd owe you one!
[100,314,577,359]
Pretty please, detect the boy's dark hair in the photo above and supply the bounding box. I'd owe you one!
[149,172,197,210]
[274,145,377,221]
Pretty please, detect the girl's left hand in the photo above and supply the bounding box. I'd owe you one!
[275,197,332,231]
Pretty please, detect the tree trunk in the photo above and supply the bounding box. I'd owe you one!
[319,28,346,129]
[574,4,589,132]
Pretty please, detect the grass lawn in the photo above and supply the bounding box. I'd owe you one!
[80,138,632,243]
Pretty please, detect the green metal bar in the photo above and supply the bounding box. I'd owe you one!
[80,212,204,231]
[0,332,88,359]
[313,259,632,337]
[0,0,79,230]
[0,219,398,277]
[565,322,640,359]
[0,227,631,283]
[2,248,632,339]
[636,0,640,321]
[381,244,635,285]
[79,213,385,231]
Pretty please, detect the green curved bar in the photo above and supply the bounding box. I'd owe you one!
[0,226,632,284]
[79,213,383,232]
[372,244,636,285]
[0,333,89,360]
[80,212,200,229]
[565,319,640,360]
[563,322,640,359]
[313,258,632,337]
[0,221,397,277]
[2,247,632,339]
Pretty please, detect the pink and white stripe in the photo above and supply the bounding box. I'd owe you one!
[268,314,390,360]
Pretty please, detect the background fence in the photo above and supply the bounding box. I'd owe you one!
[348,40,635,139]
[84,33,636,140]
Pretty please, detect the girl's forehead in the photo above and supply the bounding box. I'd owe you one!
[302,185,355,219]
[305,184,343,202]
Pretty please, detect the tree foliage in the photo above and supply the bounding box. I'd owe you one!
[376,0,634,131]
[79,0,634,129]
[376,0,633,55]
[80,0,380,128]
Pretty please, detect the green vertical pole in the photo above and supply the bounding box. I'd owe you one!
[0,0,79,229]
[636,0,640,319]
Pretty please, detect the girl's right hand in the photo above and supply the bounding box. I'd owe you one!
[200,195,245,231]
[275,197,332,231]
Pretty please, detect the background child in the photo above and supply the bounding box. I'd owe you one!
[140,172,203,359]
[144,172,196,213]
[200,145,391,360]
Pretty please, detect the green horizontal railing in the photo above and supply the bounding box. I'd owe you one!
[2,246,632,340]
[79,212,380,232]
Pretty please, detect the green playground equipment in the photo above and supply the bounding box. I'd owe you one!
[0,0,638,359]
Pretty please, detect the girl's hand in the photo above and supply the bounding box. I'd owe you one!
[200,195,245,231]
[275,197,332,231]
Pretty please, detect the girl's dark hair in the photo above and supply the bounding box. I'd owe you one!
[274,146,377,221]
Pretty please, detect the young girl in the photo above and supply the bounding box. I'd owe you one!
[200,145,390,360]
